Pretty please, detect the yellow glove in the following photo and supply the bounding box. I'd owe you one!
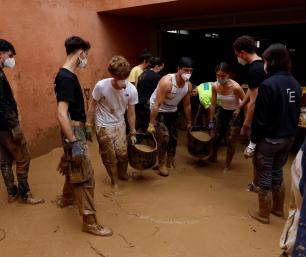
[147,123,156,134]
[129,129,137,145]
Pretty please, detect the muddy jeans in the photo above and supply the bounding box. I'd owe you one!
[156,112,178,165]
[96,124,128,181]
[0,126,31,199]
[253,137,294,192]
[58,124,96,216]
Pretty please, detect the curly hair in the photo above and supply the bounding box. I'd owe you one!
[108,55,131,78]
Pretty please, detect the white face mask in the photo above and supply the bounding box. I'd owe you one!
[181,73,191,81]
[78,57,87,69]
[237,57,247,66]
[218,79,230,85]
[117,80,126,88]
[4,57,15,68]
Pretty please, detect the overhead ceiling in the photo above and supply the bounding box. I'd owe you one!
[99,0,306,20]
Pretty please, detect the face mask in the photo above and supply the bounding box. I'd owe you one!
[218,79,229,85]
[181,73,191,81]
[78,57,87,68]
[4,57,15,68]
[237,57,247,66]
[117,80,126,88]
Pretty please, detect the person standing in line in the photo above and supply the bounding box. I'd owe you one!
[128,50,152,87]
[233,35,267,192]
[54,36,112,236]
[136,57,164,132]
[86,56,138,190]
[0,39,44,205]
[244,43,300,224]
[147,57,193,176]
[209,62,245,171]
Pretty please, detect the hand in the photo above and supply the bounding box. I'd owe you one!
[244,145,255,159]
[85,122,93,142]
[186,121,192,132]
[147,123,156,134]
[233,109,240,119]
[129,129,137,145]
[240,124,250,137]
[71,141,85,163]
[208,120,215,130]
[11,125,23,143]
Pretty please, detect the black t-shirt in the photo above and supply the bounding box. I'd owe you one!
[137,69,161,106]
[247,60,266,89]
[54,68,86,122]
[0,68,18,130]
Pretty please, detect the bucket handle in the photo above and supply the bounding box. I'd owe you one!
[136,132,158,150]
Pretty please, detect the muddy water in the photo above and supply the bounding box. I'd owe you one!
[0,131,293,257]
[190,131,211,142]
[134,144,155,152]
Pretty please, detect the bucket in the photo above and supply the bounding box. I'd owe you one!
[128,133,157,170]
[187,127,212,157]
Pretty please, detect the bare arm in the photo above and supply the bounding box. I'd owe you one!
[86,98,98,125]
[127,104,136,132]
[239,88,250,109]
[244,87,258,127]
[57,101,76,142]
[183,83,193,124]
[233,83,246,101]
[209,83,217,121]
[150,76,172,124]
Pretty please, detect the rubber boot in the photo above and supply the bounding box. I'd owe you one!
[271,184,285,218]
[166,154,175,169]
[105,165,118,188]
[1,164,19,202]
[117,160,129,181]
[17,174,44,205]
[82,214,113,237]
[249,190,272,224]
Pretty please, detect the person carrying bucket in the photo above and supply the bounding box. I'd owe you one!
[147,57,193,176]
[87,56,138,190]
[209,62,245,172]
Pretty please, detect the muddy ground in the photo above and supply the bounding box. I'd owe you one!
[0,132,294,257]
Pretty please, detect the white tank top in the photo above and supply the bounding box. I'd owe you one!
[218,92,240,110]
[150,74,189,113]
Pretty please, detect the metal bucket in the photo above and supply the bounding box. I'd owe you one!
[187,127,212,158]
[128,133,157,170]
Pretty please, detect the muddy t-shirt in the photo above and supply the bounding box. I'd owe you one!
[54,68,86,122]
[92,78,138,127]
[247,60,266,89]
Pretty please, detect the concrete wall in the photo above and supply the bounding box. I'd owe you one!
[0,0,150,157]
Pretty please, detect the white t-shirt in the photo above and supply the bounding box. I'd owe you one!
[92,78,138,127]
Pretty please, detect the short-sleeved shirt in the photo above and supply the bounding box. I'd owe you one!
[92,78,138,127]
[128,66,143,87]
[137,69,161,106]
[247,60,266,89]
[54,68,86,122]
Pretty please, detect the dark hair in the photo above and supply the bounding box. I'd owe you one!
[64,36,91,55]
[262,43,291,73]
[215,62,232,74]
[149,57,163,68]
[0,39,16,55]
[233,35,257,54]
[178,57,193,68]
[139,50,152,63]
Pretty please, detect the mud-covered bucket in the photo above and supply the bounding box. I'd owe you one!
[128,133,157,170]
[187,127,212,157]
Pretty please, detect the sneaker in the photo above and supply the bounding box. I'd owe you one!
[82,223,113,236]
[20,193,45,205]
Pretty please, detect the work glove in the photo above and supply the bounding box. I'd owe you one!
[11,125,23,144]
[129,129,137,145]
[85,122,93,142]
[147,123,156,134]
[244,142,256,159]
[71,140,86,163]
[208,120,215,138]
[208,120,215,130]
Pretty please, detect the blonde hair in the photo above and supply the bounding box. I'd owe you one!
[108,55,131,78]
